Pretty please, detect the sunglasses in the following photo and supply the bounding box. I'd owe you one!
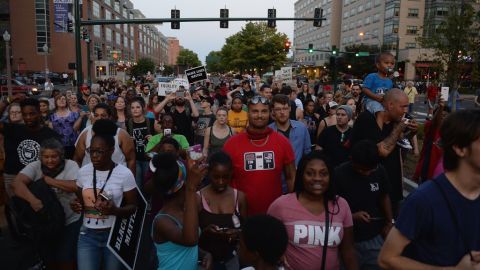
[248,96,269,105]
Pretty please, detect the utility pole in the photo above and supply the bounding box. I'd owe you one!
[74,0,83,93]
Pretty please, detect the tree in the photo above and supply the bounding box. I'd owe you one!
[161,65,175,76]
[205,51,224,73]
[130,57,156,78]
[220,22,289,74]
[417,3,480,92]
[176,48,201,68]
[336,44,380,79]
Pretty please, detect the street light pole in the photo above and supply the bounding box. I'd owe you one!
[43,43,49,83]
[3,30,12,96]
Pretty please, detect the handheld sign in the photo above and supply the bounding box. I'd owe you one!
[107,188,147,270]
[440,87,449,101]
[157,78,190,96]
[185,66,208,84]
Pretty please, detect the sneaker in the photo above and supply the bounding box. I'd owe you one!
[397,138,413,150]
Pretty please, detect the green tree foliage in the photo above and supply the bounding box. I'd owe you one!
[176,48,201,68]
[130,57,156,78]
[161,65,175,76]
[417,3,480,88]
[336,44,380,78]
[205,51,224,73]
[220,22,289,74]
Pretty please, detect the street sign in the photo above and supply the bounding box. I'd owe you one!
[185,66,208,84]
[107,188,147,270]
[357,51,370,57]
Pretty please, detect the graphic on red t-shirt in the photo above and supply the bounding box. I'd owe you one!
[244,151,275,171]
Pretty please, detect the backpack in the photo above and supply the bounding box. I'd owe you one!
[5,178,65,242]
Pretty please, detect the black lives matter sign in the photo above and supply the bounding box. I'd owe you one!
[185,66,208,84]
[107,189,147,270]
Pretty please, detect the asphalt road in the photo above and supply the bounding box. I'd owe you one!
[410,94,476,123]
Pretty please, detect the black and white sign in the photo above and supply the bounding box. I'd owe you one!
[107,188,147,270]
[185,66,208,84]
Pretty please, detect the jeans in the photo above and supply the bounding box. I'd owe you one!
[365,100,385,115]
[135,160,149,192]
[355,234,384,270]
[408,103,414,114]
[77,226,124,270]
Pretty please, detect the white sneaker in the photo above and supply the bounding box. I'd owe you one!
[397,138,413,150]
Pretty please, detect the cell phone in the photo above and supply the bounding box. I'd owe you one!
[176,90,185,97]
[368,217,384,221]
[99,192,111,201]
[164,128,172,137]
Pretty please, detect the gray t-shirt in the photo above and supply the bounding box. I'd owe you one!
[20,159,80,225]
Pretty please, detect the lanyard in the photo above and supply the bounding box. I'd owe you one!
[92,164,116,202]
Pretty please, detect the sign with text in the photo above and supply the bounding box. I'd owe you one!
[53,0,72,33]
[107,188,147,270]
[280,67,293,83]
[157,78,190,96]
[185,66,208,84]
[441,87,449,101]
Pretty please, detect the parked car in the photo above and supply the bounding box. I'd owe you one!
[0,77,39,96]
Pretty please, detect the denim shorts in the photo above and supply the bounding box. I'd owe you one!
[365,99,385,114]
[45,218,82,263]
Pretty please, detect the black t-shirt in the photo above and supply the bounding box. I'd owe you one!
[194,113,216,146]
[351,111,403,203]
[335,162,391,242]
[127,119,155,161]
[3,123,60,174]
[172,108,194,145]
[289,100,297,120]
[302,113,320,144]
[317,125,352,169]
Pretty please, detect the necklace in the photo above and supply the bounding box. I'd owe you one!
[250,135,270,147]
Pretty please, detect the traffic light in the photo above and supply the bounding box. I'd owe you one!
[67,19,73,32]
[284,41,291,52]
[81,27,89,41]
[308,44,314,53]
[313,8,324,27]
[355,51,359,57]
[332,45,338,55]
[268,9,276,28]
[220,9,229,28]
[97,50,103,60]
[171,9,180,29]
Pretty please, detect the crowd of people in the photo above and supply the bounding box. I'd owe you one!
[0,51,479,270]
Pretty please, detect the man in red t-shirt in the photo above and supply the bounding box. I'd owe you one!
[223,96,296,216]
[426,83,439,119]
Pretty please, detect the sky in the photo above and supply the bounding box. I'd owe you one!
[132,0,296,64]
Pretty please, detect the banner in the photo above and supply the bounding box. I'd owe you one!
[185,66,208,84]
[107,189,147,270]
[157,78,190,96]
[53,0,72,33]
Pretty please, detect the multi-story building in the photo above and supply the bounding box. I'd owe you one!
[167,37,180,66]
[2,0,172,82]
[293,0,341,77]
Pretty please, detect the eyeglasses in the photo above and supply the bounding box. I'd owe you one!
[248,96,269,105]
[86,147,109,156]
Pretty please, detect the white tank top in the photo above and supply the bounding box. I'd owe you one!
[81,126,127,167]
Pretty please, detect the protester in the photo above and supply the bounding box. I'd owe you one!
[267,151,358,270]
[316,105,353,168]
[302,99,320,147]
[227,95,248,133]
[39,98,51,125]
[150,152,212,270]
[198,151,247,269]
[223,96,295,215]
[195,96,216,146]
[112,96,129,130]
[403,81,418,114]
[12,138,81,270]
[6,102,23,124]
[379,109,480,269]
[316,101,338,139]
[203,107,234,158]
[237,215,288,270]
[71,120,138,270]
[146,113,190,154]
[68,94,82,114]
[425,82,439,120]
[49,94,82,159]
[335,140,393,270]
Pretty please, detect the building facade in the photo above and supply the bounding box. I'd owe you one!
[2,0,173,82]
[167,37,180,66]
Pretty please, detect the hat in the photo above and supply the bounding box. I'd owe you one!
[328,101,339,108]
[337,105,353,120]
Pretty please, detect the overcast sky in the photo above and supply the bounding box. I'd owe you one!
[132,0,296,63]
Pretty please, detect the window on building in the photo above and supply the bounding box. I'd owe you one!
[365,2,372,10]
[374,0,381,7]
[122,7,128,18]
[104,0,111,6]
[35,0,51,53]
[373,14,380,22]
[344,10,349,18]
[130,39,134,50]
[93,1,100,18]
[124,36,128,48]
[406,25,418,35]
[130,26,134,37]
[357,19,362,27]
[94,25,101,37]
[406,42,416,48]
[106,28,112,42]
[105,10,112,20]
[116,32,121,45]
[114,0,120,13]
[358,5,363,13]
[365,16,371,24]
[123,24,128,33]
[436,7,449,16]
[408,8,419,17]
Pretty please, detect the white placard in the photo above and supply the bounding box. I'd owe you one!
[280,67,292,82]
[441,87,449,101]
[157,78,190,96]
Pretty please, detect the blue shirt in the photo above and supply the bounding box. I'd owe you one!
[363,73,393,101]
[396,174,480,266]
[269,120,311,166]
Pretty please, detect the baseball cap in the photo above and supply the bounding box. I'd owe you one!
[328,101,339,108]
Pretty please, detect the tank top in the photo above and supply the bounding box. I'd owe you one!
[208,126,233,158]
[83,126,126,167]
[198,189,241,261]
[152,213,199,270]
